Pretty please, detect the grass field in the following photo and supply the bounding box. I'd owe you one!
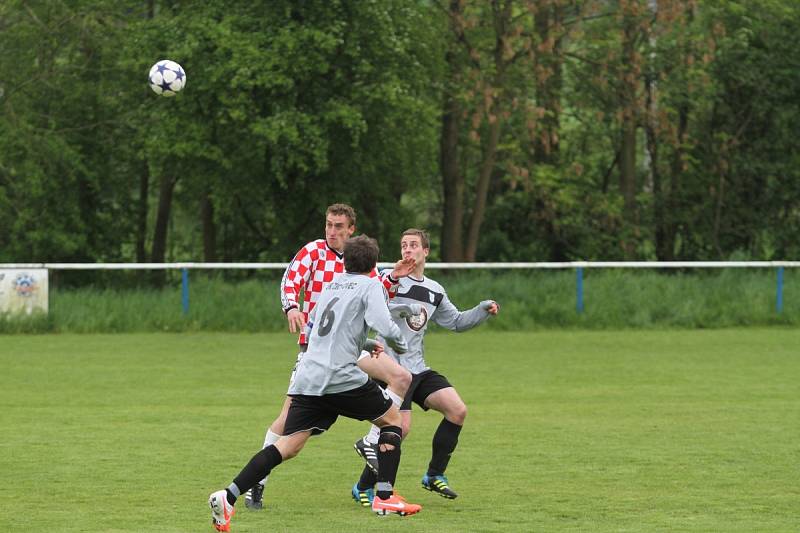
[2,329,798,532]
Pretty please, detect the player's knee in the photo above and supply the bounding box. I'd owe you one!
[275,439,301,460]
[273,410,290,434]
[389,368,412,396]
[382,406,402,427]
[378,425,402,451]
[271,421,285,435]
[448,402,467,425]
[401,420,411,439]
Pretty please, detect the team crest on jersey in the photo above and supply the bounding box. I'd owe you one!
[406,306,428,331]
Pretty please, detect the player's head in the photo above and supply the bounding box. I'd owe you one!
[344,235,379,274]
[401,228,429,267]
[325,203,356,252]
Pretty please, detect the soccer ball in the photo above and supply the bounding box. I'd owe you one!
[148,60,186,96]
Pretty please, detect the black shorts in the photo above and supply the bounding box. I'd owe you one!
[400,369,453,411]
[285,380,393,436]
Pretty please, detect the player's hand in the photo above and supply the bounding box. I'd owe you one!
[482,300,500,315]
[390,257,416,279]
[286,308,306,333]
[363,338,385,357]
[389,303,422,319]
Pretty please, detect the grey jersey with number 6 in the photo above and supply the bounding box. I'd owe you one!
[379,275,492,374]
[288,272,408,396]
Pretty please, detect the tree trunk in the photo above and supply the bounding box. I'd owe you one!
[440,47,465,262]
[461,0,512,261]
[664,101,688,260]
[151,175,177,285]
[619,120,637,218]
[664,2,696,260]
[464,110,501,261]
[645,77,667,260]
[136,0,155,267]
[712,170,725,258]
[136,160,149,263]
[533,1,563,165]
[201,190,217,262]
[619,10,639,258]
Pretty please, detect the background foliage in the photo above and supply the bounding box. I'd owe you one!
[1,0,798,268]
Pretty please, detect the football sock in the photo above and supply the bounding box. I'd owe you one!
[376,425,402,500]
[258,429,281,485]
[263,428,281,448]
[225,484,240,505]
[427,418,462,476]
[232,444,283,501]
[385,388,403,407]
[365,425,380,445]
[357,464,378,491]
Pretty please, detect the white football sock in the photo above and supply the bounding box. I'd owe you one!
[386,388,403,407]
[365,424,381,445]
[258,429,281,486]
[262,428,281,449]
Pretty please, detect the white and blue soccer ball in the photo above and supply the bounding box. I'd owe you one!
[148,60,186,96]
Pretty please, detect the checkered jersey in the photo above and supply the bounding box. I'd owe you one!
[280,239,397,344]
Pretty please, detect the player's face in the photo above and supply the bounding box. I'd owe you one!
[325,213,355,252]
[400,235,428,265]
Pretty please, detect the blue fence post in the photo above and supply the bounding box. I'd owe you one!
[576,267,584,314]
[776,266,784,314]
[181,268,189,316]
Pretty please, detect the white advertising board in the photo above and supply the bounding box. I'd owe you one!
[0,269,49,315]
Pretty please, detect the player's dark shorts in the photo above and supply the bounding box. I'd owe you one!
[400,369,453,411]
[285,380,393,436]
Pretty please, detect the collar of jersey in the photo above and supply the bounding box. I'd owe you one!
[408,274,425,282]
[325,240,344,258]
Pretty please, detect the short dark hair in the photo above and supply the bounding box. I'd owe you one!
[402,228,430,249]
[327,203,356,227]
[344,235,379,273]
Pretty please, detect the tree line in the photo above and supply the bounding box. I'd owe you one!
[1,0,798,269]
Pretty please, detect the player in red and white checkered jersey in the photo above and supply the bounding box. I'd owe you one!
[245,203,416,510]
[280,239,398,345]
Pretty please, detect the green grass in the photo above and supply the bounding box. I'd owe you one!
[2,269,798,332]
[1,330,798,531]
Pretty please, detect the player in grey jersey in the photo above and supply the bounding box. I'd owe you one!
[351,228,499,505]
[209,236,421,531]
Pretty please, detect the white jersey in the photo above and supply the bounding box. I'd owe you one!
[288,272,408,396]
[379,275,492,374]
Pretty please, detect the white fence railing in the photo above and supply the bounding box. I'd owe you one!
[3,261,800,269]
[1,261,796,315]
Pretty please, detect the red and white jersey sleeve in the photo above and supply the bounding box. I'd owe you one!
[280,239,345,344]
[375,268,399,298]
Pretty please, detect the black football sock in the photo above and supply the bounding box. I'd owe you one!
[358,466,378,490]
[427,418,462,477]
[230,444,283,503]
[357,464,378,491]
[375,425,402,500]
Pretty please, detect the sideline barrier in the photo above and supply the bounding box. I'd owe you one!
[1,261,798,316]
